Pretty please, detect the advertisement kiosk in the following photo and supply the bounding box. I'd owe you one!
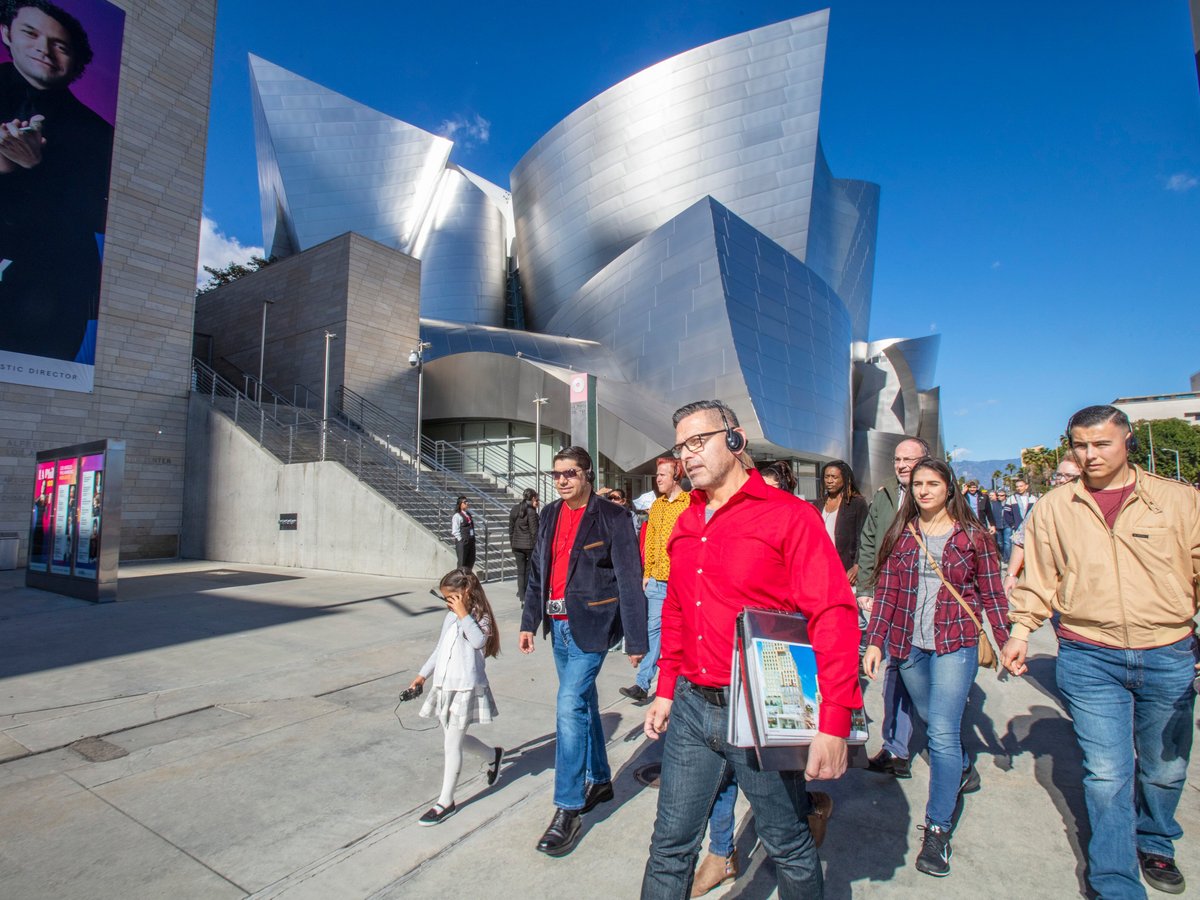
[27,439,124,602]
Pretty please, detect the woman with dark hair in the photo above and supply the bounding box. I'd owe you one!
[810,460,869,587]
[862,457,1009,879]
[451,496,476,571]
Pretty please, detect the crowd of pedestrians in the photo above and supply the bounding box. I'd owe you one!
[417,400,1198,900]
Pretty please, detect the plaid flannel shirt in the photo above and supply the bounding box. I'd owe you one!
[866,522,1010,658]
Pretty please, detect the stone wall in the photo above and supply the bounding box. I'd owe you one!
[0,0,217,562]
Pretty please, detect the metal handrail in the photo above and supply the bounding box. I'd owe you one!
[190,360,516,581]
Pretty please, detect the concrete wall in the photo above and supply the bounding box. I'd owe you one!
[0,0,216,562]
[193,233,421,429]
[182,397,454,579]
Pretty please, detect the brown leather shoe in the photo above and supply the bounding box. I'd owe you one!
[807,791,833,848]
[691,850,738,897]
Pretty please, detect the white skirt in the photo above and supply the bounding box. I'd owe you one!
[419,685,499,729]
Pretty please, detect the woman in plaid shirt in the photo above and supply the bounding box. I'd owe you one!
[862,457,1009,879]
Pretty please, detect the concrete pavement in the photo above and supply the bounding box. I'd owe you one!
[0,560,1196,899]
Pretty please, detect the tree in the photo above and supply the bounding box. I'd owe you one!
[195,255,275,298]
[1128,418,1200,483]
[991,469,1002,490]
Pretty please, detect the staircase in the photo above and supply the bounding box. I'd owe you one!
[191,360,517,583]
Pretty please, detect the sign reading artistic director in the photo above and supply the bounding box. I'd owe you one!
[0,0,124,393]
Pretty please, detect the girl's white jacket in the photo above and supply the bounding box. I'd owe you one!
[419,611,492,691]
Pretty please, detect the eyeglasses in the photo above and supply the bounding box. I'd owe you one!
[670,430,726,458]
[549,468,583,481]
[893,456,923,464]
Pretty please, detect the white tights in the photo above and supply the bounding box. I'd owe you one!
[438,722,495,808]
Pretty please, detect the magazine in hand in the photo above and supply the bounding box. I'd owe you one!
[728,607,869,771]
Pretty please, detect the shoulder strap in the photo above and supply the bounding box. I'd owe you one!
[906,523,983,632]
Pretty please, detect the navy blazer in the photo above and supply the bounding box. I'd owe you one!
[520,491,648,655]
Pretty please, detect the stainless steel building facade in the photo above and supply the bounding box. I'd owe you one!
[242,9,943,491]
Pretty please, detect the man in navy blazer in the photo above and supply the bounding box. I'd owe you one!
[520,445,647,857]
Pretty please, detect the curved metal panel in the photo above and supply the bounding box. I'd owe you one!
[511,11,831,330]
[411,167,508,325]
[250,55,451,255]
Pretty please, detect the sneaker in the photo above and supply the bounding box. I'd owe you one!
[691,850,738,896]
[915,824,952,877]
[619,684,649,701]
[418,802,456,826]
[958,762,981,795]
[1139,850,1186,894]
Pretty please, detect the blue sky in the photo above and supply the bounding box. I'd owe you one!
[199,0,1200,461]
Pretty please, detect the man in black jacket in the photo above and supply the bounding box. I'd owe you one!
[519,446,647,857]
[508,488,539,602]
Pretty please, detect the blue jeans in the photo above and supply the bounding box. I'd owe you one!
[707,772,739,857]
[1055,636,1198,900]
[635,577,668,691]
[551,618,611,809]
[896,645,976,829]
[993,527,1011,563]
[881,659,914,759]
[642,682,821,899]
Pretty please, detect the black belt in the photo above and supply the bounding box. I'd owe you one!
[687,679,728,708]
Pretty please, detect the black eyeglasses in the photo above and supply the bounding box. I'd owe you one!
[549,468,583,481]
[670,430,726,458]
[609,493,626,502]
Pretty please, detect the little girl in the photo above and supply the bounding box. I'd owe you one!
[406,567,503,825]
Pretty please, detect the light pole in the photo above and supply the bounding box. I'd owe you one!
[1147,422,1155,474]
[257,299,274,403]
[1161,447,1181,481]
[533,396,548,498]
[321,330,337,461]
[409,341,432,487]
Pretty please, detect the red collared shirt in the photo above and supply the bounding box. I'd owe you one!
[659,470,863,737]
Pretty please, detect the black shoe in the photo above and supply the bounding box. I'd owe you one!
[487,746,503,786]
[867,749,912,779]
[1139,851,1186,894]
[958,762,981,795]
[536,808,582,856]
[580,780,614,814]
[417,802,456,826]
[915,824,952,877]
[619,684,649,701]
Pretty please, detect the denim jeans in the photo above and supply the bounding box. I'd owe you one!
[635,577,668,691]
[993,527,1011,563]
[1055,636,1198,900]
[642,682,821,900]
[896,645,975,829]
[551,618,611,810]
[707,771,739,857]
[880,659,914,759]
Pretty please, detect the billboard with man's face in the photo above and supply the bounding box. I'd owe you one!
[0,0,125,393]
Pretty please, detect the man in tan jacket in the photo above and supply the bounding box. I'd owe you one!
[1002,405,1200,898]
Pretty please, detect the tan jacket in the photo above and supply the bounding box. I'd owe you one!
[1010,467,1200,648]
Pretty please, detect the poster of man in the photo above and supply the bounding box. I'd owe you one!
[0,0,125,392]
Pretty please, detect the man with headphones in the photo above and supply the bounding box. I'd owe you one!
[621,456,691,703]
[1003,405,1200,897]
[519,445,648,857]
[640,400,862,898]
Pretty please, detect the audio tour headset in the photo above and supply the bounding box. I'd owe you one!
[719,408,746,453]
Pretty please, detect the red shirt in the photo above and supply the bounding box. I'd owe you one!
[659,470,863,737]
[549,501,587,609]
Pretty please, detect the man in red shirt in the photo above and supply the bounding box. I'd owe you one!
[520,446,647,857]
[641,401,862,899]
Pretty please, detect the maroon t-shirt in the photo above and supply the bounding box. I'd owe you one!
[1086,481,1135,530]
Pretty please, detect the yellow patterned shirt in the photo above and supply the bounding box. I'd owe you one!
[643,490,692,582]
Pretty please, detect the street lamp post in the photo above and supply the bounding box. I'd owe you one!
[321,330,337,461]
[533,396,548,498]
[1161,447,1181,481]
[1147,422,1155,474]
[257,299,274,403]
[409,341,433,488]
